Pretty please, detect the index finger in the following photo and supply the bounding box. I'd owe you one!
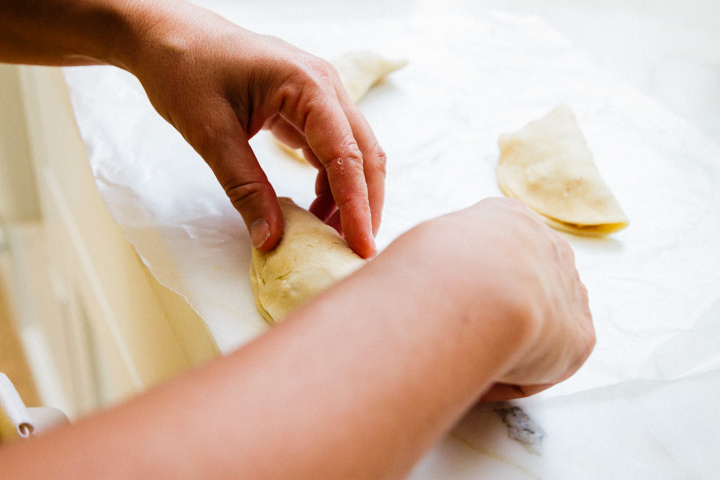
[308,102,376,258]
[282,85,376,258]
[334,88,387,237]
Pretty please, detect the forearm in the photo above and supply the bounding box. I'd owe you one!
[0,0,185,68]
[0,0,119,65]
[0,230,532,479]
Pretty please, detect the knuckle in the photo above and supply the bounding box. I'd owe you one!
[278,58,332,102]
[224,180,268,211]
[490,198,541,227]
[258,33,288,49]
[365,143,388,176]
[477,197,518,217]
[304,56,334,80]
[290,55,334,91]
[277,77,302,103]
[495,196,528,212]
[323,144,364,176]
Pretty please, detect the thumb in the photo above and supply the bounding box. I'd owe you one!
[201,125,283,251]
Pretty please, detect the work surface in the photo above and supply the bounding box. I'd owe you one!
[62,0,720,477]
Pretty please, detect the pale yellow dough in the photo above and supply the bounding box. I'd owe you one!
[332,50,409,104]
[277,51,408,162]
[496,105,629,236]
[249,198,367,324]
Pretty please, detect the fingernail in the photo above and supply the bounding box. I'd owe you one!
[250,218,270,249]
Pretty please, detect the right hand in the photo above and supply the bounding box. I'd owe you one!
[395,197,595,402]
[119,1,384,257]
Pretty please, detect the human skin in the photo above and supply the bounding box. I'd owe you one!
[0,0,384,257]
[0,0,595,476]
[0,198,594,479]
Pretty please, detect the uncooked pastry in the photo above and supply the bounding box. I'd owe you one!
[496,105,629,235]
[277,51,408,162]
[332,50,409,103]
[249,198,367,324]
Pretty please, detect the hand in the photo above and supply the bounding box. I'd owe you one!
[477,203,595,401]
[0,199,594,479]
[392,197,595,402]
[120,1,384,257]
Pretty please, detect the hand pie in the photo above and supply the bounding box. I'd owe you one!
[497,105,629,236]
[249,198,367,324]
[276,51,407,162]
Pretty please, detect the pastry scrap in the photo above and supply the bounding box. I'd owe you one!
[249,198,367,324]
[277,51,408,162]
[496,105,629,236]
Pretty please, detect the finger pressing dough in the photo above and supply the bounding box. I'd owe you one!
[276,51,408,162]
[249,198,367,324]
[496,105,629,236]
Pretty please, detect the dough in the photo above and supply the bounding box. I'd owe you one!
[277,51,408,162]
[331,50,409,104]
[496,105,629,236]
[249,198,367,324]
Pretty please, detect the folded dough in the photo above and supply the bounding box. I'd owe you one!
[249,198,367,324]
[332,50,409,104]
[277,51,408,162]
[496,105,629,236]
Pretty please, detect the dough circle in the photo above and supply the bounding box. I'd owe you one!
[249,198,367,324]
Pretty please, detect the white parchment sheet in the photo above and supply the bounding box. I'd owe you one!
[63,8,720,408]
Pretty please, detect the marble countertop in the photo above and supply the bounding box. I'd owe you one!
[61,0,720,477]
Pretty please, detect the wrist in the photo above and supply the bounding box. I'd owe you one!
[100,0,174,72]
[107,0,233,76]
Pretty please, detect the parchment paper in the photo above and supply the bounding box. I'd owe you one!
[63,8,720,405]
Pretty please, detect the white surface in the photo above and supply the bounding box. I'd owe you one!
[412,369,720,479]
[61,0,720,476]
[455,0,720,146]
